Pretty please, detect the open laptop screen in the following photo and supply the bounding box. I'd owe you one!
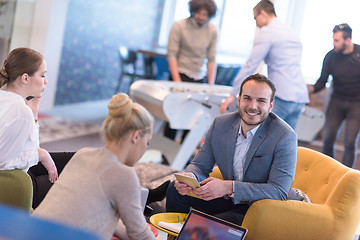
[177,209,247,240]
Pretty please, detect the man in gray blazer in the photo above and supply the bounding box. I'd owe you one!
[166,73,297,224]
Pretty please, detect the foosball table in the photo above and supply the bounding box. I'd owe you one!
[129,80,232,170]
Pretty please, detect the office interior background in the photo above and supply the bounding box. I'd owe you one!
[0,0,359,112]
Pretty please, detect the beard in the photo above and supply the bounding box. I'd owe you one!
[239,108,269,127]
[334,43,346,53]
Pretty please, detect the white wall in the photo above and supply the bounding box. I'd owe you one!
[9,0,69,111]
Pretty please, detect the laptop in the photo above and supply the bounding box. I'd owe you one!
[177,209,248,240]
[140,188,149,211]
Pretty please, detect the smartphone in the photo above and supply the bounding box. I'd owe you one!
[174,173,200,188]
[174,173,202,199]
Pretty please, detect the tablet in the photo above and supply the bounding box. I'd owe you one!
[174,173,200,188]
[174,173,202,199]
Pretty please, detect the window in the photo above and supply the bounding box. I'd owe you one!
[158,0,224,48]
[300,0,360,83]
[158,0,359,84]
[217,0,258,57]
[158,0,293,62]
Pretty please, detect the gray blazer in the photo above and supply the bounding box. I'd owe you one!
[186,111,297,204]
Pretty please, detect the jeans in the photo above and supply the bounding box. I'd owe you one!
[272,96,305,130]
[166,181,249,225]
[322,95,360,168]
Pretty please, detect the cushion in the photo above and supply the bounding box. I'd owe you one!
[288,188,312,203]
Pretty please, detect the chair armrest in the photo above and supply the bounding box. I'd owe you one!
[209,166,223,180]
[242,199,333,240]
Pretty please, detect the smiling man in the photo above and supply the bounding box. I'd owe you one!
[166,73,298,225]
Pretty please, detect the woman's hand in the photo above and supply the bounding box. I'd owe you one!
[38,148,58,183]
[26,96,41,120]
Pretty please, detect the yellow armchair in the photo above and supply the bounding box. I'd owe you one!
[241,147,360,240]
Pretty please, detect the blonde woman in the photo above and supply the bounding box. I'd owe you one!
[34,93,156,240]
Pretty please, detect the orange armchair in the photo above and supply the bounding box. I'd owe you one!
[241,147,360,240]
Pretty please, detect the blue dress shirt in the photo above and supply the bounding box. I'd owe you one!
[232,18,309,104]
[233,124,260,181]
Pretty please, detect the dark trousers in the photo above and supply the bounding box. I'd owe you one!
[164,73,204,141]
[174,73,204,83]
[28,152,75,209]
[166,181,249,225]
[322,95,360,168]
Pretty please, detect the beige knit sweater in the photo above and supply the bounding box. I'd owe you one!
[167,17,217,80]
[33,147,155,240]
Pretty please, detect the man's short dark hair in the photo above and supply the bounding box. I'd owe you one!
[253,0,276,17]
[333,23,352,39]
[188,0,217,19]
[239,73,276,102]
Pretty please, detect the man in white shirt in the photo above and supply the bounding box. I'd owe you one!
[220,0,309,130]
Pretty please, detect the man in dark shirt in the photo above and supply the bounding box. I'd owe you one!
[308,23,360,168]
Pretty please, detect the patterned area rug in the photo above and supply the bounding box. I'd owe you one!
[39,116,101,144]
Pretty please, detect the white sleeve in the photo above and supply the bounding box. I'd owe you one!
[0,113,39,171]
[231,30,273,97]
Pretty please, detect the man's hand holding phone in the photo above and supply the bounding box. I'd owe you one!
[174,172,199,196]
[174,172,234,201]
